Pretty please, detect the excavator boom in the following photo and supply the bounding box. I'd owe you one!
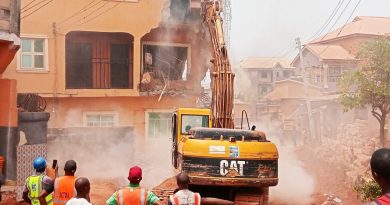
[202,0,235,129]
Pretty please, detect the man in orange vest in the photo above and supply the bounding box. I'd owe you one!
[53,160,77,205]
[106,166,161,205]
[168,172,200,205]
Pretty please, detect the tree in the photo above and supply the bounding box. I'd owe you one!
[339,37,390,147]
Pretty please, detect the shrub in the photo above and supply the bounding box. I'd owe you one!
[355,178,382,201]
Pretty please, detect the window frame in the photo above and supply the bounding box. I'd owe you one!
[17,34,49,72]
[83,112,118,127]
[144,109,174,139]
[180,114,210,135]
[141,41,191,79]
[65,31,134,89]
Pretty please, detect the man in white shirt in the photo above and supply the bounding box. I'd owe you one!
[168,173,200,205]
[66,177,92,205]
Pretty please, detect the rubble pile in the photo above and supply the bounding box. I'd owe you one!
[310,120,380,185]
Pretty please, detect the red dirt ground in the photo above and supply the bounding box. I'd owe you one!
[297,147,361,205]
[0,147,363,205]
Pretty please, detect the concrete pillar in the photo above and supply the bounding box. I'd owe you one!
[323,64,329,89]
[0,79,18,181]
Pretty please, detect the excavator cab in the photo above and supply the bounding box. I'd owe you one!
[171,108,212,168]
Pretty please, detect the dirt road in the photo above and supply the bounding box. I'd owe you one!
[269,146,361,205]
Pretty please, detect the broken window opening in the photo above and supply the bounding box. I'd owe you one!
[141,43,190,91]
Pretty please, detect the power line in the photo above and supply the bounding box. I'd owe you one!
[57,0,99,25]
[320,0,354,41]
[22,0,39,11]
[336,0,362,37]
[307,0,345,42]
[21,0,55,19]
[58,1,108,30]
[317,0,363,57]
[279,45,296,58]
[22,0,47,13]
[59,2,121,31]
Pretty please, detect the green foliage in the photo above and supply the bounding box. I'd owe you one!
[339,38,390,111]
[354,178,382,201]
[339,37,390,145]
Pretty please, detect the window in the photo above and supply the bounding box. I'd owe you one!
[181,115,209,134]
[140,42,190,92]
[148,112,172,138]
[19,38,47,70]
[142,43,189,80]
[261,72,267,78]
[84,112,117,127]
[257,85,263,96]
[66,31,133,89]
[328,66,342,77]
[283,70,292,78]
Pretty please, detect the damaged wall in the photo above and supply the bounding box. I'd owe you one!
[46,95,197,136]
[140,24,211,94]
[3,0,168,96]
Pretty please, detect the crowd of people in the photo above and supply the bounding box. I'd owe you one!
[22,147,390,205]
[22,159,201,205]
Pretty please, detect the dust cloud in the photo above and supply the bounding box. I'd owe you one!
[232,64,253,101]
[255,122,316,205]
[47,109,175,191]
[47,133,175,188]
[269,145,315,205]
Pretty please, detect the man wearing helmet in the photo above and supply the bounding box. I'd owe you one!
[23,157,55,205]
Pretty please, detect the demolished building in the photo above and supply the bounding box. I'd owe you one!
[3,0,211,138]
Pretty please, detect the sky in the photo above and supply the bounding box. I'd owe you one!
[229,0,390,64]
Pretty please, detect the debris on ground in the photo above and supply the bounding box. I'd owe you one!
[320,193,344,205]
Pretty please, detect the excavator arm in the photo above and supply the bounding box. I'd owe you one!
[201,0,235,129]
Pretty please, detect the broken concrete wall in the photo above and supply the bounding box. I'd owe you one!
[140,23,211,95]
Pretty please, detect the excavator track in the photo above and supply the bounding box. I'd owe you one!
[151,177,178,204]
[153,178,270,205]
[234,187,269,205]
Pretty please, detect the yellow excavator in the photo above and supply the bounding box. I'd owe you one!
[157,1,279,204]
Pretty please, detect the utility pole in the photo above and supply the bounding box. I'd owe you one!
[296,37,315,140]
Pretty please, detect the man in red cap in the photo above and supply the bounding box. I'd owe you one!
[106,166,161,205]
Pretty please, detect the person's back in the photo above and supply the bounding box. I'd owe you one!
[106,166,160,205]
[169,190,200,205]
[168,173,200,205]
[115,185,149,205]
[54,160,77,205]
[23,157,54,205]
[366,148,390,205]
[66,177,92,205]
